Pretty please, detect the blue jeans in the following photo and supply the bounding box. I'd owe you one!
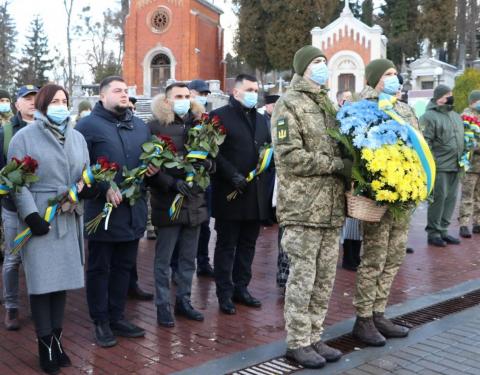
[2,209,21,309]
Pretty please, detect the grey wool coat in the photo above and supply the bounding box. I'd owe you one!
[8,117,89,295]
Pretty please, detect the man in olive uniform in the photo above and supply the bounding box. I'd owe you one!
[352,59,417,346]
[459,90,480,238]
[271,46,347,369]
[421,85,464,247]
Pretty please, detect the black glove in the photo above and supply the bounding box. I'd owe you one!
[231,172,247,191]
[78,184,99,200]
[192,159,214,172]
[174,180,193,199]
[25,212,50,236]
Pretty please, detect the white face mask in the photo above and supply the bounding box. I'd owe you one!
[195,96,208,107]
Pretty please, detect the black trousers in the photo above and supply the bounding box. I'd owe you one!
[213,220,260,300]
[30,291,66,337]
[86,240,138,323]
[129,263,139,290]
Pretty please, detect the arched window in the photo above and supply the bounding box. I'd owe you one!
[338,73,355,92]
[151,53,171,95]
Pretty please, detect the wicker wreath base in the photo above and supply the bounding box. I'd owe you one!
[345,191,387,222]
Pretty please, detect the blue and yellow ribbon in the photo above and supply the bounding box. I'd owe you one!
[0,184,11,195]
[378,94,436,194]
[246,147,274,182]
[82,165,95,186]
[186,150,209,160]
[169,172,195,220]
[68,184,78,203]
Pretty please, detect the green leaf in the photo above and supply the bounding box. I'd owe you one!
[142,142,155,153]
[7,170,22,185]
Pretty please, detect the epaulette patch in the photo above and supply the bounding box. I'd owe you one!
[277,117,289,143]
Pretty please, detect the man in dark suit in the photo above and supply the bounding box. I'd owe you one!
[210,74,272,314]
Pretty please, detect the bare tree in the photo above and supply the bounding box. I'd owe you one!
[466,0,479,62]
[456,0,467,69]
[63,0,74,93]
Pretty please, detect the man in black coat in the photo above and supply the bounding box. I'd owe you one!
[147,82,213,327]
[76,76,158,348]
[210,74,272,314]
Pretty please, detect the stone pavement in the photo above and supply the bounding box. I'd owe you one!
[0,202,480,374]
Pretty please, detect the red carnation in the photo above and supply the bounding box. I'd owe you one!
[21,155,39,173]
[11,157,22,165]
[212,115,221,125]
[97,156,110,170]
[110,162,120,171]
[219,125,226,135]
[201,113,209,122]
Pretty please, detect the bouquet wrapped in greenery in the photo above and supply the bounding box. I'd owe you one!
[169,114,226,220]
[459,114,480,171]
[0,156,39,195]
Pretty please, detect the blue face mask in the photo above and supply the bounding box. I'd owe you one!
[242,92,258,109]
[0,103,11,113]
[173,99,190,117]
[47,105,70,124]
[310,62,329,85]
[196,96,208,107]
[382,75,400,95]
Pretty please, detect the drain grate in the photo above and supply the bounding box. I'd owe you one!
[230,288,480,374]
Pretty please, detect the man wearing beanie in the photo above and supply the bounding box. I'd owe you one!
[458,90,480,238]
[421,85,464,247]
[352,59,417,347]
[0,89,12,126]
[271,45,347,368]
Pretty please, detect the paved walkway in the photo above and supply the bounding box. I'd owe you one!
[0,203,479,374]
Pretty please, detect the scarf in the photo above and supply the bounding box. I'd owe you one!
[35,112,68,144]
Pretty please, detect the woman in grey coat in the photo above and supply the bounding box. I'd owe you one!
[9,84,89,374]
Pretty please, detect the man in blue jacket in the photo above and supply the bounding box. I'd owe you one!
[77,76,158,348]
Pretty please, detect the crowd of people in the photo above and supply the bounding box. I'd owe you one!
[0,43,478,374]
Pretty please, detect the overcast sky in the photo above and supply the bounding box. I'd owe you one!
[8,0,383,82]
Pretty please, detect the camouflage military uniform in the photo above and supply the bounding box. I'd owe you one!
[271,74,345,349]
[353,86,418,318]
[459,107,480,227]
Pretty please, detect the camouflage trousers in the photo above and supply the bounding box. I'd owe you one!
[459,173,480,226]
[282,225,340,349]
[354,211,411,317]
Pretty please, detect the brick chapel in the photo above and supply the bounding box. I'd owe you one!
[123,0,225,97]
[311,2,388,101]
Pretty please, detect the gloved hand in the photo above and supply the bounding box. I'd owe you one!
[25,212,50,236]
[231,172,247,191]
[175,180,193,199]
[330,157,344,173]
[78,184,98,200]
[192,159,214,172]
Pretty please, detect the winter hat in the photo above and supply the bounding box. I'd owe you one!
[365,59,396,88]
[293,46,327,76]
[468,90,480,104]
[433,84,452,101]
[78,100,92,113]
[0,89,11,101]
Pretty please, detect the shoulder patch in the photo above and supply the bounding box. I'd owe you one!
[276,117,289,143]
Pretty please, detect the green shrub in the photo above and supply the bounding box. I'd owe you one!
[453,68,480,112]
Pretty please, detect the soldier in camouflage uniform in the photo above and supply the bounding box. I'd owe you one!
[271,46,348,369]
[459,90,480,238]
[352,59,417,347]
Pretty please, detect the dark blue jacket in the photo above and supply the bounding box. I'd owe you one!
[76,102,150,242]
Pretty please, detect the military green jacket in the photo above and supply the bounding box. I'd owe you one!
[360,86,420,130]
[420,101,464,172]
[462,107,480,174]
[271,74,345,228]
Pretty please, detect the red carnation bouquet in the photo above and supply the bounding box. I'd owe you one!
[169,113,226,220]
[0,156,40,196]
[86,135,181,233]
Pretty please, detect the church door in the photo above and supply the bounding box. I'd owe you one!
[151,54,171,96]
[338,73,355,92]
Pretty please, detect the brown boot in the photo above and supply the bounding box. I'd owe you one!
[285,346,325,369]
[311,341,342,362]
[352,316,386,346]
[4,308,20,331]
[373,312,409,338]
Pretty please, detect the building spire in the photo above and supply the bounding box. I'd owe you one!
[341,0,353,16]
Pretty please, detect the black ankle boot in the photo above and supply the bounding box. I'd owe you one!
[38,335,60,374]
[52,328,71,367]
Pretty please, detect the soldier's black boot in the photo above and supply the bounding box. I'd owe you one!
[285,346,326,368]
[373,312,409,338]
[460,226,472,238]
[352,316,386,346]
[473,225,480,234]
[311,341,342,362]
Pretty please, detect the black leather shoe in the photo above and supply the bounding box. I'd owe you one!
[110,319,145,338]
[233,289,262,308]
[128,285,154,301]
[406,247,414,254]
[473,225,480,234]
[157,304,175,327]
[52,328,71,367]
[460,226,472,238]
[219,298,236,315]
[197,263,214,277]
[442,235,461,245]
[175,298,204,321]
[38,334,60,374]
[94,321,117,348]
[428,237,447,247]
